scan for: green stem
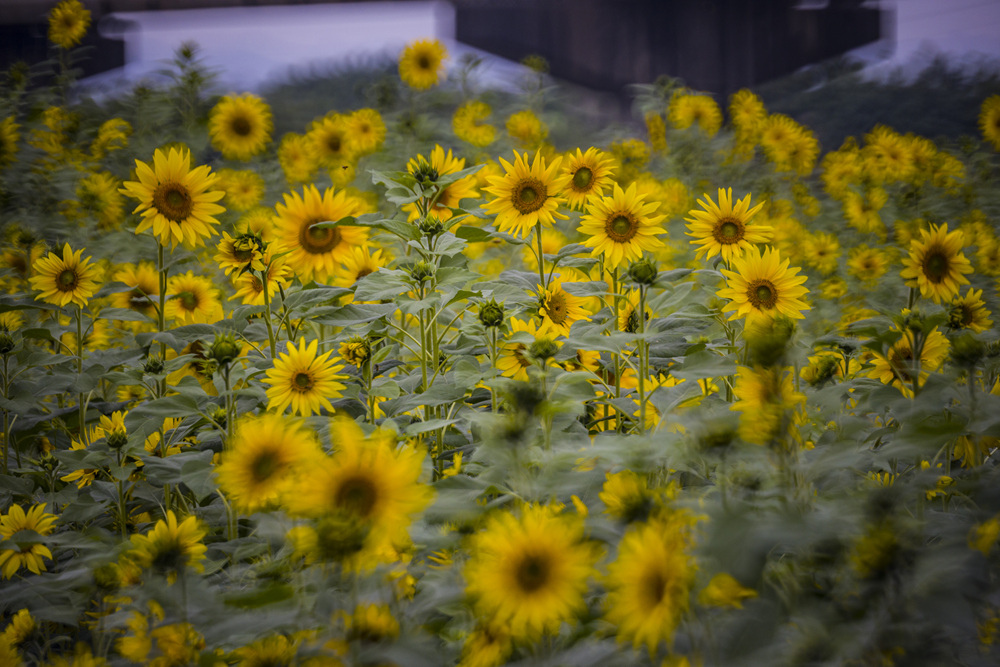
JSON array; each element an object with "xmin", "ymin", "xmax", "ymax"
[
  {"xmin": 2, "ymin": 355, "xmax": 10, "ymax": 475},
  {"xmin": 534, "ymin": 221, "xmax": 547, "ymax": 290},
  {"xmin": 489, "ymin": 326, "xmax": 499, "ymax": 413},
  {"xmin": 76, "ymin": 306, "xmax": 86, "ymax": 440},
  {"xmin": 262, "ymin": 271, "xmax": 277, "ymax": 359},
  {"xmin": 611, "ymin": 269, "xmax": 622, "ymax": 431},
  {"xmin": 637, "ymin": 285, "xmax": 648, "ymax": 434},
  {"xmin": 156, "ymin": 242, "xmax": 168, "ymax": 398}
]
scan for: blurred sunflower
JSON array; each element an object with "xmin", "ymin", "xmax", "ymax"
[
  {"xmin": 617, "ymin": 288, "xmax": 650, "ymax": 333},
  {"xmin": 579, "ymin": 182, "xmax": 666, "ymax": 269},
  {"xmin": 0, "ymin": 117, "xmax": 20, "ymax": 170},
  {"xmin": 685, "ymin": 188, "xmax": 770, "ymax": 264},
  {"xmin": 120, "ymin": 146, "xmax": 225, "ymax": 250},
  {"xmin": 453, "ymin": 100, "xmax": 496, "ymax": 147},
  {"xmin": 980, "ymin": 94, "xmax": 1000, "ymax": 151},
  {"xmin": 948, "ymin": 288, "xmax": 992, "ymax": 332},
  {"xmin": 899, "ymin": 223, "xmax": 973, "ymax": 304},
  {"xmin": 846, "ymin": 245, "xmax": 890, "ymax": 286},
  {"xmin": 605, "ymin": 512, "xmax": 697, "ymax": 654},
  {"xmin": 127, "ymin": 511, "xmax": 206, "ymax": 582},
  {"xmin": 867, "ymin": 327, "xmax": 949, "ymax": 397},
  {"xmin": 62, "ymin": 171, "xmax": 124, "ymax": 230},
  {"xmin": 505, "ymin": 109, "xmax": 548, "ymax": 149},
  {"xmin": 277, "ymin": 132, "xmax": 318, "ymax": 184},
  {"xmin": 29, "ymin": 243, "xmax": 101, "ymax": 309},
  {"xmin": 459, "ymin": 623, "xmax": 512, "ymax": 667},
  {"xmin": 600, "ymin": 469, "xmax": 660, "ymax": 523},
  {"xmin": 272, "ymin": 184, "xmax": 365, "ymax": 284},
  {"xmin": 334, "ymin": 246, "xmax": 390, "ymax": 291},
  {"xmin": 48, "ymin": 0, "xmax": 90, "ymax": 49},
  {"xmin": 164, "ymin": 272, "xmax": 223, "ymax": 325},
  {"xmin": 802, "ymin": 232, "xmax": 840, "ymax": 276},
  {"xmin": 483, "ymin": 150, "xmax": 568, "ymax": 239},
  {"xmin": 403, "ymin": 145, "xmax": 479, "ymax": 222},
  {"xmin": 284, "ymin": 419, "xmax": 433, "ymax": 549},
  {"xmin": 111, "ymin": 261, "xmax": 158, "ymax": 319},
  {"xmin": 307, "ymin": 112, "xmax": 357, "ymax": 170},
  {"xmin": 264, "ymin": 338, "xmax": 347, "ymax": 416},
  {"xmin": 231, "ymin": 635, "xmax": 299, "ymax": 666},
  {"xmin": 398, "ymin": 38, "xmax": 448, "ymax": 90},
  {"xmin": 208, "ymin": 93, "xmax": 273, "ymax": 161},
  {"xmin": 0, "ymin": 504, "xmax": 57, "ymax": 579},
  {"xmin": 862, "ymin": 125, "xmax": 914, "ymax": 183},
  {"xmin": 216, "ymin": 413, "xmax": 321, "ymax": 514},
  {"xmin": 465, "ymin": 505, "xmax": 598, "ymax": 642},
  {"xmin": 645, "ymin": 111, "xmax": 668, "ymax": 152},
  {"xmin": 668, "ymin": 92, "xmax": 722, "ymax": 136},
  {"xmin": 718, "ymin": 245, "xmax": 810, "ymax": 325},
  {"xmin": 728, "ymin": 88, "xmax": 767, "ymax": 137},
  {"xmin": 497, "ymin": 317, "xmax": 543, "ymax": 381},
  {"xmin": 346, "ymin": 108, "xmax": 387, "ymax": 155},
  {"xmin": 731, "ymin": 366, "xmax": 806, "ymax": 444},
  {"xmin": 215, "ymin": 168, "xmax": 266, "ymax": 211},
  {"xmin": 842, "ymin": 187, "xmax": 888, "ymax": 238},
  {"xmin": 561, "ymin": 147, "xmax": 615, "ymax": 211},
  {"xmin": 538, "ymin": 279, "xmax": 589, "ymax": 336}
]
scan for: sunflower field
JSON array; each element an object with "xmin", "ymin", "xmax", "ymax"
[{"xmin": 4, "ymin": 1, "xmax": 1000, "ymax": 665}]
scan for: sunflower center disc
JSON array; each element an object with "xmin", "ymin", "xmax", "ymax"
[
  {"xmin": 924, "ymin": 252, "xmax": 948, "ymax": 282},
  {"xmin": 153, "ymin": 183, "xmax": 194, "ymax": 223},
  {"xmin": 719, "ymin": 220, "xmax": 740, "ymax": 241},
  {"xmin": 417, "ymin": 56, "xmax": 431, "ymax": 70},
  {"xmin": 607, "ymin": 215, "xmax": 636, "ymax": 242},
  {"xmin": 151, "ymin": 542, "xmax": 186, "ymax": 574},
  {"xmin": 572, "ymin": 167, "xmax": 593, "ymax": 191},
  {"xmin": 251, "ymin": 451, "xmax": 280, "ymax": 483},
  {"xmin": 545, "ymin": 294, "xmax": 567, "ymax": 324},
  {"xmin": 748, "ymin": 279, "xmax": 778, "ymax": 309},
  {"xmin": 292, "ymin": 372, "xmax": 313, "ymax": 391},
  {"xmin": 230, "ymin": 115, "xmax": 252, "ymax": 137},
  {"xmin": 625, "ymin": 308, "xmax": 640, "ymax": 333},
  {"xmin": 301, "ymin": 220, "xmax": 341, "ymax": 254},
  {"xmin": 515, "ymin": 554, "xmax": 550, "ymax": 593},
  {"xmin": 512, "ymin": 178, "xmax": 546, "ymax": 214},
  {"xmin": 179, "ymin": 291, "xmax": 197, "ymax": 311},
  {"xmin": 336, "ymin": 477, "xmax": 378, "ymax": 517},
  {"xmin": 645, "ymin": 569, "xmax": 668, "ymax": 604},
  {"xmin": 327, "ymin": 134, "xmax": 342, "ymax": 153},
  {"xmin": 57, "ymin": 269, "xmax": 77, "ymax": 290}
]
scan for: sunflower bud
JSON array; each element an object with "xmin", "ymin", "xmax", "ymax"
[
  {"xmin": 106, "ymin": 430, "xmax": 128, "ymax": 450},
  {"xmin": 207, "ymin": 332, "xmax": 241, "ymax": 366},
  {"xmin": 410, "ymin": 158, "xmax": 439, "ymax": 187},
  {"xmin": 418, "ymin": 216, "xmax": 444, "ymax": 238},
  {"xmin": 478, "ymin": 299, "xmax": 505, "ymax": 328},
  {"xmin": 93, "ymin": 562, "xmax": 121, "ymax": 592},
  {"xmin": 528, "ymin": 337, "xmax": 558, "ymax": 362},
  {"xmin": 143, "ymin": 355, "xmax": 164, "ymax": 374},
  {"xmin": 0, "ymin": 331, "xmax": 15, "ymax": 355},
  {"xmin": 339, "ymin": 336, "xmax": 370, "ymax": 366},
  {"xmin": 210, "ymin": 406, "xmax": 227, "ymax": 432},
  {"xmin": 626, "ymin": 257, "xmax": 658, "ymax": 285},
  {"xmin": 521, "ymin": 54, "xmax": 550, "ymax": 74},
  {"xmin": 409, "ymin": 261, "xmax": 435, "ymax": 283}
]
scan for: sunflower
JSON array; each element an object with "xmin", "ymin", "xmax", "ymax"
[
  {"xmin": 163, "ymin": 272, "xmax": 223, "ymax": 325},
  {"xmin": 453, "ymin": 100, "xmax": 496, "ymax": 147},
  {"xmin": 399, "ymin": 38, "xmax": 448, "ymax": 89},
  {"xmin": 862, "ymin": 125, "xmax": 914, "ymax": 183},
  {"xmin": 334, "ymin": 246, "xmax": 391, "ymax": 291},
  {"xmin": 684, "ymin": 188, "xmax": 769, "ymax": 265},
  {"xmin": 728, "ymin": 88, "xmax": 767, "ymax": 137},
  {"xmin": 600, "ymin": 470, "xmax": 660, "ymax": 523},
  {"xmin": 283, "ymin": 419, "xmax": 433, "ymax": 549},
  {"xmin": 605, "ymin": 512, "xmax": 697, "ymax": 654},
  {"xmin": 208, "ymin": 93, "xmax": 273, "ymax": 161},
  {"xmin": 505, "ymin": 109, "xmax": 548, "ymax": 149},
  {"xmin": 127, "ymin": 511, "xmax": 206, "ymax": 582},
  {"xmin": 842, "ymin": 187, "xmax": 888, "ymax": 237},
  {"xmin": 215, "ymin": 168, "xmax": 266, "ymax": 211},
  {"xmin": 980, "ymin": 94, "xmax": 1000, "ymax": 151},
  {"xmin": 90, "ymin": 117, "xmax": 131, "ymax": 159},
  {"xmin": 307, "ymin": 113, "xmax": 357, "ymax": 169},
  {"xmin": 272, "ymin": 184, "xmax": 366, "ymax": 284},
  {"xmin": 867, "ymin": 327, "xmax": 950, "ymax": 397},
  {"xmin": 718, "ymin": 246, "xmax": 809, "ymax": 325},
  {"xmin": 482, "ymin": 150, "xmax": 568, "ymax": 239},
  {"xmin": 346, "ymin": 108, "xmax": 387, "ymax": 155},
  {"xmin": 899, "ymin": 223, "xmax": 973, "ymax": 304},
  {"xmin": 578, "ymin": 182, "xmax": 666, "ymax": 269},
  {"xmin": 459, "ymin": 623, "xmax": 512, "ymax": 667},
  {"xmin": 0, "ymin": 117, "xmax": 18, "ymax": 170},
  {"xmin": 948, "ymin": 288, "xmax": 993, "ymax": 332},
  {"xmin": 277, "ymin": 132, "xmax": 318, "ymax": 184},
  {"xmin": 120, "ymin": 146, "xmax": 225, "ymax": 250},
  {"xmin": 48, "ymin": 0, "xmax": 90, "ymax": 49},
  {"xmin": 402, "ymin": 145, "xmax": 479, "ymax": 222},
  {"xmin": 62, "ymin": 171, "xmax": 124, "ymax": 230},
  {"xmin": 465, "ymin": 505, "xmax": 598, "ymax": 642},
  {"xmin": 497, "ymin": 317, "xmax": 543, "ymax": 382},
  {"xmin": 608, "ymin": 138, "xmax": 650, "ymax": 184},
  {"xmin": 668, "ymin": 93, "xmax": 722, "ymax": 136},
  {"xmin": 617, "ymin": 288, "xmax": 649, "ymax": 334},
  {"xmin": 561, "ymin": 147, "xmax": 615, "ymax": 211},
  {"xmin": 214, "ymin": 230, "xmax": 266, "ymax": 276},
  {"xmin": 731, "ymin": 366, "xmax": 806, "ymax": 444},
  {"xmin": 538, "ymin": 279, "xmax": 590, "ymax": 336},
  {"xmin": 0, "ymin": 504, "xmax": 57, "ymax": 579},
  {"xmin": 29, "ymin": 243, "xmax": 101, "ymax": 309},
  {"xmin": 645, "ymin": 111, "xmax": 668, "ymax": 152},
  {"xmin": 110, "ymin": 261, "xmax": 158, "ymax": 319},
  {"xmin": 216, "ymin": 413, "xmax": 321, "ymax": 514},
  {"xmin": 230, "ymin": 256, "xmax": 291, "ymax": 306},
  {"xmin": 264, "ymin": 338, "xmax": 347, "ymax": 416},
  {"xmin": 802, "ymin": 232, "xmax": 840, "ymax": 275},
  {"xmin": 231, "ymin": 635, "xmax": 299, "ymax": 667}
]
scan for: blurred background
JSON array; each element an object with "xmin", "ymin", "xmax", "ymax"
[{"xmin": 2, "ymin": 0, "xmax": 999, "ymax": 146}]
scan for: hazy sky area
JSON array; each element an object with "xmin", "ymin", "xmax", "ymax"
[{"xmin": 81, "ymin": 0, "xmax": 1000, "ymax": 92}]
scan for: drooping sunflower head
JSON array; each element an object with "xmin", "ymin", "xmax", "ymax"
[
  {"xmin": 899, "ymin": 223, "xmax": 973, "ymax": 304},
  {"xmin": 980, "ymin": 94, "xmax": 1000, "ymax": 151},
  {"xmin": 111, "ymin": 261, "xmax": 159, "ymax": 317},
  {"xmin": 482, "ymin": 149, "xmax": 569, "ymax": 238},
  {"xmin": 29, "ymin": 243, "xmax": 101, "ymax": 309},
  {"xmin": 398, "ymin": 38, "xmax": 448, "ymax": 90},
  {"xmin": 0, "ymin": 504, "xmax": 57, "ymax": 579},
  {"xmin": 578, "ymin": 181, "xmax": 666, "ymax": 269},
  {"xmin": 209, "ymin": 93, "xmax": 273, "ymax": 161},
  {"xmin": 561, "ymin": 147, "xmax": 615, "ymax": 210},
  {"xmin": 48, "ymin": 0, "xmax": 91, "ymax": 49},
  {"xmin": 264, "ymin": 337, "xmax": 347, "ymax": 417},
  {"xmin": 685, "ymin": 187, "xmax": 771, "ymax": 264},
  {"xmin": 120, "ymin": 146, "xmax": 226, "ymax": 249},
  {"xmin": 538, "ymin": 279, "xmax": 590, "ymax": 337},
  {"xmin": 948, "ymin": 288, "xmax": 993, "ymax": 333},
  {"xmin": 718, "ymin": 245, "xmax": 810, "ymax": 325},
  {"xmin": 402, "ymin": 145, "xmax": 478, "ymax": 221}
]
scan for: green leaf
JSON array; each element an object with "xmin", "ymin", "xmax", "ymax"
[
  {"xmin": 561, "ymin": 281, "xmax": 608, "ymax": 297},
  {"xmin": 224, "ymin": 582, "xmax": 295, "ymax": 609},
  {"xmin": 670, "ymin": 349, "xmax": 736, "ymax": 380},
  {"xmin": 311, "ymin": 303, "xmax": 398, "ymax": 326},
  {"xmin": 453, "ymin": 226, "xmax": 494, "ymax": 242}
]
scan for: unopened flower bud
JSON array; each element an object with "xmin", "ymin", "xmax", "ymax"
[
  {"xmin": 626, "ymin": 257, "xmax": 658, "ymax": 285},
  {"xmin": 478, "ymin": 299, "xmax": 505, "ymax": 328}
]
